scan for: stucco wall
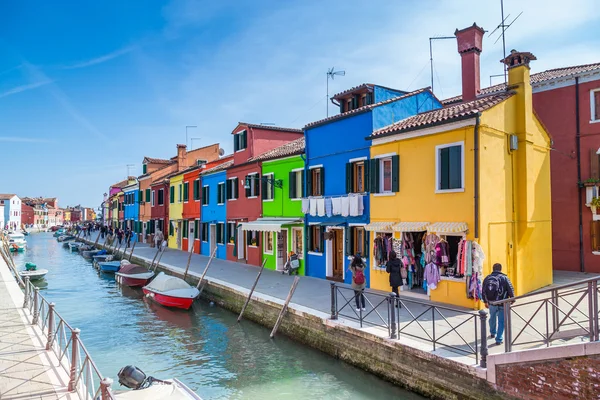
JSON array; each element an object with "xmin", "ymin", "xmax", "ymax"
[{"xmin": 200, "ymin": 170, "xmax": 227, "ymax": 260}]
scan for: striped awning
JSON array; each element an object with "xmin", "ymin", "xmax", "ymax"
[
  {"xmin": 392, "ymin": 222, "xmax": 429, "ymax": 232},
  {"xmin": 365, "ymin": 221, "xmax": 395, "ymax": 232},
  {"xmin": 240, "ymin": 218, "xmax": 302, "ymax": 233},
  {"xmin": 427, "ymin": 222, "xmax": 468, "ymax": 234}
]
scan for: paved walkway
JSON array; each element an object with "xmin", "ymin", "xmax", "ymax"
[{"xmin": 0, "ymin": 258, "xmax": 74, "ymax": 399}]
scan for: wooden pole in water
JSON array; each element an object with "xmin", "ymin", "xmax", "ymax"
[
  {"xmin": 102, "ymin": 234, "xmax": 109, "ymax": 250},
  {"xmin": 93, "ymin": 232, "xmax": 101, "ymax": 247},
  {"xmin": 196, "ymin": 246, "xmax": 218, "ymax": 292},
  {"xmin": 128, "ymin": 240, "xmax": 137, "ymax": 262},
  {"xmin": 153, "ymin": 241, "xmax": 167, "ymax": 272},
  {"xmin": 237, "ymin": 258, "xmax": 267, "ymax": 323},
  {"xmin": 149, "ymin": 247, "xmax": 160, "ymax": 271},
  {"xmin": 182, "ymin": 246, "xmax": 195, "ymax": 281},
  {"xmin": 270, "ymin": 276, "xmax": 300, "ymax": 339}
]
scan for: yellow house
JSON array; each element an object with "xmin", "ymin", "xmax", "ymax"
[
  {"xmin": 168, "ymin": 171, "xmax": 185, "ymax": 249},
  {"xmin": 367, "ymin": 48, "xmax": 552, "ymax": 309}
]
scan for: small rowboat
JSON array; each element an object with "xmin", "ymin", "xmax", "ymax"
[
  {"xmin": 142, "ymin": 272, "xmax": 199, "ymax": 310},
  {"xmin": 92, "ymin": 254, "xmax": 113, "ymax": 269},
  {"xmin": 98, "ymin": 261, "xmax": 121, "ymax": 273},
  {"xmin": 116, "ymin": 261, "xmax": 154, "ymax": 287},
  {"xmin": 82, "ymin": 249, "xmax": 102, "ymax": 259},
  {"xmin": 68, "ymin": 242, "xmax": 82, "ymax": 252},
  {"xmin": 18, "ymin": 263, "xmax": 47, "ymax": 280},
  {"xmin": 115, "ymin": 365, "xmax": 202, "ymax": 399}
]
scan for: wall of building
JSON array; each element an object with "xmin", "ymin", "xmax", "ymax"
[
  {"xmin": 201, "ymin": 170, "xmax": 227, "ymax": 260},
  {"xmin": 150, "ymin": 183, "xmax": 169, "ymax": 235},
  {"xmin": 372, "ymin": 90, "xmax": 442, "ymax": 131},
  {"xmin": 373, "ymin": 86, "xmax": 406, "ymax": 103},
  {"xmin": 168, "ymin": 174, "xmax": 185, "ymax": 249}
]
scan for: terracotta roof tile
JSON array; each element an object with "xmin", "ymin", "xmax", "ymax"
[
  {"xmin": 248, "ymin": 137, "xmax": 305, "ymax": 162},
  {"xmin": 331, "ymin": 83, "xmax": 406, "ymax": 99},
  {"xmin": 442, "ymin": 62, "xmax": 600, "ymax": 105},
  {"xmin": 143, "ymin": 157, "xmax": 173, "ymax": 165},
  {"xmin": 201, "ymin": 160, "xmax": 233, "ymax": 175},
  {"xmin": 238, "ymin": 123, "xmax": 302, "ymax": 133},
  {"xmin": 110, "ymin": 177, "xmax": 135, "ymax": 189},
  {"xmin": 0, "ymin": 194, "xmax": 17, "ymax": 200},
  {"xmin": 370, "ymin": 91, "xmax": 514, "ymax": 138}
]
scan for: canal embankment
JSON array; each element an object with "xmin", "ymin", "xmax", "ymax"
[{"xmin": 83, "ymin": 234, "xmax": 513, "ymax": 400}]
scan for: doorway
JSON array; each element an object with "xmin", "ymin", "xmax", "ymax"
[
  {"xmin": 237, "ymin": 225, "xmax": 245, "ymax": 260},
  {"xmin": 277, "ymin": 229, "xmax": 288, "ymax": 271},
  {"xmin": 210, "ymin": 224, "xmax": 217, "ymax": 256},
  {"xmin": 176, "ymin": 221, "xmax": 182, "ymax": 249},
  {"xmin": 188, "ymin": 221, "xmax": 194, "ymax": 252},
  {"xmin": 329, "ymin": 228, "xmax": 344, "ymax": 281}
]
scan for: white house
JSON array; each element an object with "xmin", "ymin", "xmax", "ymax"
[
  {"xmin": 0, "ymin": 202, "xmax": 4, "ymax": 230},
  {"xmin": 0, "ymin": 194, "xmax": 22, "ymax": 230}
]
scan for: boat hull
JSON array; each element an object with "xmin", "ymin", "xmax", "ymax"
[
  {"xmin": 142, "ymin": 288, "xmax": 195, "ymax": 310},
  {"xmin": 116, "ymin": 274, "xmax": 152, "ymax": 287},
  {"xmin": 19, "ymin": 269, "xmax": 48, "ymax": 280},
  {"xmin": 99, "ymin": 264, "xmax": 120, "ymax": 273}
]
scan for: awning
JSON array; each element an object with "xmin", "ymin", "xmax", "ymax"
[
  {"xmin": 365, "ymin": 221, "xmax": 395, "ymax": 232},
  {"xmin": 392, "ymin": 222, "xmax": 429, "ymax": 232},
  {"xmin": 240, "ymin": 218, "xmax": 302, "ymax": 233},
  {"xmin": 427, "ymin": 222, "xmax": 468, "ymax": 234}
]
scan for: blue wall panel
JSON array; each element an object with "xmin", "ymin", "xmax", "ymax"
[
  {"xmin": 200, "ymin": 170, "xmax": 227, "ymax": 259},
  {"xmin": 373, "ymin": 86, "xmax": 406, "ymax": 103}
]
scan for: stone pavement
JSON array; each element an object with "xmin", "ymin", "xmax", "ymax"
[{"xmin": 0, "ymin": 258, "xmax": 75, "ymax": 400}]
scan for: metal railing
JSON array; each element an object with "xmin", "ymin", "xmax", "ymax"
[
  {"xmin": 1, "ymin": 233, "xmax": 115, "ymax": 399},
  {"xmin": 330, "ymin": 283, "xmax": 487, "ymax": 366},
  {"xmin": 491, "ymin": 276, "xmax": 600, "ymax": 353}
]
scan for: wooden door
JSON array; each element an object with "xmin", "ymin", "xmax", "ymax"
[{"xmin": 332, "ymin": 230, "xmax": 344, "ymax": 280}]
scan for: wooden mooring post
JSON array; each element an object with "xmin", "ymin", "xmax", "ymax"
[
  {"xmin": 270, "ymin": 276, "xmax": 300, "ymax": 339},
  {"xmin": 237, "ymin": 259, "xmax": 267, "ymax": 323},
  {"xmin": 128, "ymin": 240, "xmax": 137, "ymax": 262},
  {"xmin": 93, "ymin": 232, "xmax": 101, "ymax": 247},
  {"xmin": 149, "ymin": 247, "xmax": 160, "ymax": 271},
  {"xmin": 196, "ymin": 246, "xmax": 218, "ymax": 294},
  {"xmin": 182, "ymin": 246, "xmax": 195, "ymax": 281},
  {"xmin": 152, "ymin": 241, "xmax": 168, "ymax": 272}
]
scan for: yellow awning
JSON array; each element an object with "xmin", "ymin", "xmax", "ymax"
[
  {"xmin": 427, "ymin": 222, "xmax": 468, "ymax": 234},
  {"xmin": 392, "ymin": 222, "xmax": 429, "ymax": 232},
  {"xmin": 365, "ymin": 221, "xmax": 396, "ymax": 232}
]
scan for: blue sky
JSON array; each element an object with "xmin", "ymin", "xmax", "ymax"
[{"xmin": 1, "ymin": 0, "xmax": 599, "ymax": 209}]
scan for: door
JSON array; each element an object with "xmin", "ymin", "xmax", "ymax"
[
  {"xmin": 188, "ymin": 222, "xmax": 194, "ymax": 252},
  {"xmin": 332, "ymin": 229, "xmax": 344, "ymax": 281},
  {"xmin": 210, "ymin": 224, "xmax": 217, "ymax": 256},
  {"xmin": 237, "ymin": 225, "xmax": 245, "ymax": 260},
  {"xmin": 176, "ymin": 221, "xmax": 182, "ymax": 249},
  {"xmin": 277, "ymin": 229, "xmax": 287, "ymax": 270}
]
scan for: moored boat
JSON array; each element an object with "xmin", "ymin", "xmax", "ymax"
[
  {"xmin": 116, "ymin": 261, "xmax": 154, "ymax": 287},
  {"xmin": 114, "ymin": 365, "xmax": 202, "ymax": 399},
  {"xmin": 68, "ymin": 242, "xmax": 82, "ymax": 252},
  {"xmin": 8, "ymin": 233, "xmax": 27, "ymax": 252},
  {"xmin": 82, "ymin": 249, "xmax": 103, "ymax": 259},
  {"xmin": 58, "ymin": 235, "xmax": 75, "ymax": 243},
  {"xmin": 18, "ymin": 262, "xmax": 47, "ymax": 281},
  {"xmin": 92, "ymin": 254, "xmax": 113, "ymax": 269},
  {"xmin": 98, "ymin": 261, "xmax": 121, "ymax": 273},
  {"xmin": 142, "ymin": 272, "xmax": 199, "ymax": 310}
]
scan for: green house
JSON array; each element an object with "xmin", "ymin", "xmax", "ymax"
[{"xmin": 243, "ymin": 138, "xmax": 305, "ymax": 274}]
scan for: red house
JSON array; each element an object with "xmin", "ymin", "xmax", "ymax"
[
  {"xmin": 226, "ymin": 123, "xmax": 303, "ymax": 265},
  {"xmin": 150, "ymin": 178, "xmax": 169, "ymax": 237},
  {"xmin": 182, "ymin": 165, "xmax": 201, "ymax": 254},
  {"xmin": 21, "ymin": 204, "xmax": 34, "ymax": 226}
]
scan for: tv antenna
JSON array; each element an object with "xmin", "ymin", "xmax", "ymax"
[
  {"xmin": 190, "ymin": 137, "xmax": 201, "ymax": 150},
  {"xmin": 126, "ymin": 164, "xmax": 135, "ymax": 178},
  {"xmin": 488, "ymin": 0, "xmax": 522, "ymax": 83},
  {"xmin": 185, "ymin": 125, "xmax": 197, "ymax": 148},
  {"xmin": 326, "ymin": 67, "xmax": 345, "ymax": 117},
  {"xmin": 428, "ymin": 35, "xmax": 455, "ymax": 94}
]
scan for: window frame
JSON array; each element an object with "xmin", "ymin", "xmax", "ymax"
[
  {"xmin": 591, "ymin": 88, "xmax": 600, "ymax": 123},
  {"xmin": 227, "ymin": 178, "xmax": 239, "ymax": 201},
  {"xmin": 227, "ymin": 222, "xmax": 236, "ymax": 244},
  {"xmin": 234, "ymin": 129, "xmax": 247, "ymax": 152},
  {"xmin": 292, "ymin": 227, "xmax": 303, "ymax": 259},
  {"xmin": 380, "ymin": 157, "xmax": 393, "ymax": 193},
  {"xmin": 263, "ymin": 173, "xmax": 274, "ymax": 201},
  {"xmin": 202, "ymin": 185, "xmax": 209, "ymax": 206},
  {"xmin": 202, "ymin": 223, "xmax": 209, "ymax": 243},
  {"xmin": 435, "ymin": 141, "xmax": 465, "ymax": 193},
  {"xmin": 246, "ymin": 173, "xmax": 259, "ymax": 198},
  {"xmin": 183, "ymin": 182, "xmax": 189, "ymax": 203},
  {"xmin": 263, "ymin": 231, "xmax": 274, "ymax": 254},
  {"xmin": 217, "ymin": 223, "xmax": 225, "ymax": 244},
  {"xmin": 311, "ymin": 168, "xmax": 322, "ymax": 197},
  {"xmin": 193, "ymin": 179, "xmax": 200, "ymax": 201},
  {"xmin": 308, "ymin": 225, "xmax": 323, "ymax": 254},
  {"xmin": 353, "ymin": 161, "xmax": 365, "ymax": 193},
  {"xmin": 217, "ymin": 182, "xmax": 226, "ymax": 205},
  {"xmin": 158, "ymin": 189, "xmax": 164, "ymax": 205},
  {"xmin": 351, "ymin": 226, "xmax": 366, "ymax": 257}
]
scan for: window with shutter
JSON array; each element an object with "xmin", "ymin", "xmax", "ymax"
[
  {"xmin": 591, "ymin": 148, "xmax": 600, "ymax": 180},
  {"xmin": 234, "ymin": 178, "xmax": 239, "ymax": 199},
  {"xmin": 289, "ymin": 171, "xmax": 297, "ymax": 199},
  {"xmin": 170, "ymin": 186, "xmax": 174, "ymax": 204},
  {"xmin": 592, "ymin": 221, "xmax": 600, "ymax": 252},
  {"xmin": 142, "ymin": 164, "xmax": 147, "ymax": 174},
  {"xmin": 262, "ymin": 174, "xmax": 273, "ymax": 200},
  {"xmin": 146, "ymin": 189, "xmax": 150, "ymax": 202},
  {"xmin": 194, "ymin": 220, "xmax": 199, "ymax": 239},
  {"xmin": 437, "ymin": 142, "xmax": 464, "ymax": 192},
  {"xmin": 310, "ymin": 168, "xmax": 323, "ymax": 196},
  {"xmin": 202, "ymin": 186, "xmax": 209, "ymax": 206},
  {"xmin": 591, "ymin": 89, "xmax": 600, "ymax": 122},
  {"xmin": 183, "ymin": 182, "xmax": 189, "ymax": 202},
  {"xmin": 308, "ymin": 226, "xmax": 322, "ymax": 253},
  {"xmin": 183, "ymin": 220, "xmax": 188, "ymax": 238}
]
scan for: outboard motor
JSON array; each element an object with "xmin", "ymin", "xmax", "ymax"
[{"xmin": 117, "ymin": 365, "xmax": 147, "ymax": 389}]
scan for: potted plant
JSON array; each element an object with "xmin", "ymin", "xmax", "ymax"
[
  {"xmin": 251, "ymin": 238, "xmax": 257, "ymax": 246},
  {"xmin": 591, "ymin": 197, "xmax": 600, "ymax": 214},
  {"xmin": 229, "ymin": 237, "xmax": 235, "ymax": 244}
]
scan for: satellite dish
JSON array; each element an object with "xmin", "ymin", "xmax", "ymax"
[{"xmin": 218, "ymin": 148, "xmax": 225, "ymax": 156}]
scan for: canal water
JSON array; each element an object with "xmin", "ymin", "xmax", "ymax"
[{"xmin": 14, "ymin": 233, "xmax": 423, "ymax": 400}]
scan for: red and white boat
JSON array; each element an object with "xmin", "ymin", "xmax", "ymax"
[
  {"xmin": 142, "ymin": 272, "xmax": 199, "ymax": 310},
  {"xmin": 116, "ymin": 261, "xmax": 155, "ymax": 287}
]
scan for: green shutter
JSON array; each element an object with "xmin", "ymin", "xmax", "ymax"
[
  {"xmin": 169, "ymin": 220, "xmax": 173, "ymax": 236},
  {"xmin": 226, "ymin": 180, "xmax": 231, "ymax": 200},
  {"xmin": 261, "ymin": 178, "xmax": 267, "ymax": 200},
  {"xmin": 241, "ymin": 131, "xmax": 247, "ymax": 149},
  {"xmin": 170, "ymin": 186, "xmax": 174, "ymax": 203},
  {"xmin": 143, "ymin": 164, "xmax": 147, "ymax": 174},
  {"xmin": 245, "ymin": 176, "xmax": 251, "ymax": 198},
  {"xmin": 345, "ymin": 226, "xmax": 352, "ymax": 256},
  {"xmin": 307, "ymin": 226, "xmax": 312, "ymax": 252},
  {"xmin": 234, "ymin": 135, "xmax": 239, "ymax": 152},
  {"xmin": 216, "ymin": 224, "xmax": 222, "ymax": 244},
  {"xmin": 346, "ymin": 163, "xmax": 353, "ymax": 193},
  {"xmin": 306, "ymin": 170, "xmax": 312, "ymax": 196},
  {"xmin": 234, "ymin": 178, "xmax": 239, "ymax": 199},
  {"xmin": 363, "ymin": 229, "xmax": 369, "ymax": 257},
  {"xmin": 194, "ymin": 220, "xmax": 199, "ymax": 239},
  {"xmin": 193, "ymin": 181, "xmax": 198, "ymax": 200},
  {"xmin": 369, "ymin": 159, "xmax": 380, "ymax": 193},
  {"xmin": 183, "ymin": 183, "xmax": 188, "ymax": 201},
  {"xmin": 205, "ymin": 186, "xmax": 209, "ymax": 205},
  {"xmin": 289, "ymin": 171, "xmax": 296, "ymax": 199},
  {"xmin": 145, "ymin": 189, "xmax": 150, "ymax": 202},
  {"xmin": 363, "ymin": 160, "xmax": 370, "ymax": 193},
  {"xmin": 300, "ymin": 171, "xmax": 304, "ymax": 197},
  {"xmin": 392, "ymin": 155, "xmax": 400, "ymax": 192}
]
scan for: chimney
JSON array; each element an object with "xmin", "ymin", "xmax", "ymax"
[
  {"xmin": 501, "ymin": 49, "xmax": 537, "ymax": 136},
  {"xmin": 176, "ymin": 144, "xmax": 187, "ymax": 171},
  {"xmin": 455, "ymin": 23, "xmax": 485, "ymax": 102}
]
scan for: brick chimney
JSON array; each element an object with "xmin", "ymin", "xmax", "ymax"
[
  {"xmin": 176, "ymin": 144, "xmax": 187, "ymax": 171},
  {"xmin": 501, "ymin": 49, "xmax": 537, "ymax": 136},
  {"xmin": 455, "ymin": 23, "xmax": 485, "ymax": 102}
]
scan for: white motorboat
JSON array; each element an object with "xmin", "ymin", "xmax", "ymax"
[
  {"xmin": 142, "ymin": 272, "xmax": 199, "ymax": 310},
  {"xmin": 8, "ymin": 232, "xmax": 26, "ymax": 252},
  {"xmin": 68, "ymin": 242, "xmax": 82, "ymax": 252},
  {"xmin": 115, "ymin": 366, "xmax": 202, "ymax": 399},
  {"xmin": 19, "ymin": 269, "xmax": 48, "ymax": 280}
]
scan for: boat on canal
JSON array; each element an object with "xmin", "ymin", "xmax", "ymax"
[
  {"xmin": 18, "ymin": 262, "xmax": 48, "ymax": 280},
  {"xmin": 92, "ymin": 254, "xmax": 113, "ymax": 268},
  {"xmin": 8, "ymin": 232, "xmax": 27, "ymax": 252},
  {"xmin": 142, "ymin": 272, "xmax": 199, "ymax": 310},
  {"xmin": 82, "ymin": 248, "xmax": 103, "ymax": 259},
  {"xmin": 68, "ymin": 242, "xmax": 82, "ymax": 252},
  {"xmin": 116, "ymin": 261, "xmax": 154, "ymax": 287},
  {"xmin": 98, "ymin": 261, "xmax": 121, "ymax": 273},
  {"xmin": 116, "ymin": 365, "xmax": 202, "ymax": 399},
  {"xmin": 57, "ymin": 234, "xmax": 74, "ymax": 242}
]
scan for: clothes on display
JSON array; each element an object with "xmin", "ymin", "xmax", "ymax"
[
  {"xmin": 316, "ymin": 198, "xmax": 325, "ymax": 216},
  {"xmin": 398, "ymin": 232, "xmax": 425, "ymax": 291},
  {"xmin": 325, "ymin": 198, "xmax": 333, "ymax": 217},
  {"xmin": 373, "ymin": 233, "xmax": 394, "ymax": 267}
]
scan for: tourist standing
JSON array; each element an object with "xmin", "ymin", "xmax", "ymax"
[
  {"xmin": 482, "ymin": 263, "xmax": 515, "ymax": 346},
  {"xmin": 349, "ymin": 254, "xmax": 367, "ymax": 312},
  {"xmin": 386, "ymin": 250, "xmax": 402, "ymax": 307},
  {"xmin": 155, "ymin": 229, "xmax": 164, "ymax": 251}
]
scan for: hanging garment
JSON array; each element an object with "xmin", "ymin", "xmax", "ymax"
[
  {"xmin": 465, "ymin": 240, "xmax": 473, "ymax": 276},
  {"xmin": 317, "ymin": 198, "xmax": 326, "ymax": 217},
  {"xmin": 472, "ymin": 242, "xmax": 485, "ymax": 274},
  {"xmin": 357, "ymin": 195, "xmax": 364, "ymax": 215},
  {"xmin": 349, "ymin": 195, "xmax": 359, "ymax": 216},
  {"xmin": 331, "ymin": 197, "xmax": 342, "ymax": 215},
  {"xmin": 325, "ymin": 198, "xmax": 333, "ymax": 217},
  {"xmin": 341, "ymin": 196, "xmax": 350, "ymax": 217},
  {"xmin": 424, "ymin": 262, "xmax": 441, "ymax": 290},
  {"xmin": 309, "ymin": 198, "xmax": 317, "ymax": 216},
  {"xmin": 301, "ymin": 198, "xmax": 310, "ymax": 214}
]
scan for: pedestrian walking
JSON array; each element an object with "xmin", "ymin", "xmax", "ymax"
[
  {"xmin": 117, "ymin": 229, "xmax": 123, "ymax": 246},
  {"xmin": 386, "ymin": 250, "xmax": 402, "ymax": 308},
  {"xmin": 482, "ymin": 263, "xmax": 515, "ymax": 346},
  {"xmin": 349, "ymin": 253, "xmax": 367, "ymax": 312},
  {"xmin": 125, "ymin": 228, "xmax": 132, "ymax": 248},
  {"xmin": 155, "ymin": 229, "xmax": 164, "ymax": 251}
]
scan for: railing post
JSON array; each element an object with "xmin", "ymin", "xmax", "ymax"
[
  {"xmin": 389, "ymin": 292, "xmax": 397, "ymax": 339},
  {"xmin": 100, "ymin": 377, "xmax": 113, "ymax": 400},
  {"xmin": 330, "ymin": 282, "xmax": 337, "ymax": 320},
  {"xmin": 503, "ymin": 302, "xmax": 512, "ymax": 353},
  {"xmin": 32, "ymin": 287, "xmax": 39, "ymax": 325},
  {"xmin": 46, "ymin": 303, "xmax": 55, "ymax": 351},
  {"xmin": 68, "ymin": 328, "xmax": 80, "ymax": 392},
  {"xmin": 551, "ymin": 289, "xmax": 559, "ymax": 334},
  {"xmin": 593, "ymin": 280, "xmax": 599, "ymax": 342},
  {"xmin": 588, "ymin": 281, "xmax": 595, "ymax": 343},
  {"xmin": 23, "ymin": 276, "xmax": 30, "ymax": 309},
  {"xmin": 479, "ymin": 309, "xmax": 488, "ymax": 368}
]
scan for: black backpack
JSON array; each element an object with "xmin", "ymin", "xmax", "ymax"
[{"xmin": 484, "ymin": 275, "xmax": 503, "ymax": 302}]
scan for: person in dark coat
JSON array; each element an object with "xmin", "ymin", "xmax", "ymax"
[{"xmin": 386, "ymin": 250, "xmax": 402, "ymax": 308}]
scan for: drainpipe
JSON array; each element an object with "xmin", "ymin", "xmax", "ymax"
[
  {"xmin": 576, "ymin": 77, "xmax": 585, "ymax": 272},
  {"xmin": 474, "ymin": 114, "xmax": 480, "ymax": 239}
]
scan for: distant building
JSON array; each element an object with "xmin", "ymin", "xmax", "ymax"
[{"xmin": 0, "ymin": 194, "xmax": 21, "ymax": 230}]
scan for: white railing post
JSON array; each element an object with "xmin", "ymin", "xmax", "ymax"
[
  {"xmin": 46, "ymin": 303, "xmax": 55, "ymax": 350},
  {"xmin": 23, "ymin": 276, "xmax": 30, "ymax": 309},
  {"xmin": 68, "ymin": 328, "xmax": 80, "ymax": 392},
  {"xmin": 32, "ymin": 287, "xmax": 39, "ymax": 325},
  {"xmin": 100, "ymin": 377, "xmax": 113, "ymax": 400}
]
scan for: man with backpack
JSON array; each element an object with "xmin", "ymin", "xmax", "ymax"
[{"xmin": 482, "ymin": 263, "xmax": 515, "ymax": 346}]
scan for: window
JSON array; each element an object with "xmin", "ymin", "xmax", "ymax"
[
  {"xmin": 233, "ymin": 129, "xmax": 247, "ymax": 152},
  {"xmin": 292, "ymin": 228, "xmax": 303, "ymax": 259},
  {"xmin": 151, "ymin": 190, "xmax": 155, "ymax": 206},
  {"xmin": 245, "ymin": 174, "xmax": 260, "ymax": 198},
  {"xmin": 217, "ymin": 223, "xmax": 225, "ymax": 244},
  {"xmin": 226, "ymin": 178, "xmax": 239, "ymax": 200},
  {"xmin": 178, "ymin": 184, "xmax": 183, "ymax": 203},
  {"xmin": 346, "ymin": 160, "xmax": 367, "ymax": 193},
  {"xmin": 169, "ymin": 186, "xmax": 175, "ymax": 204},
  {"xmin": 371, "ymin": 155, "xmax": 400, "ymax": 193},
  {"xmin": 202, "ymin": 186, "xmax": 209, "ymax": 206},
  {"xmin": 196, "ymin": 159, "xmax": 207, "ymax": 166},
  {"xmin": 289, "ymin": 170, "xmax": 304, "ymax": 199},
  {"xmin": 348, "ymin": 227, "xmax": 367, "ymax": 257},
  {"xmin": 142, "ymin": 164, "xmax": 147, "ymax": 174},
  {"xmin": 183, "ymin": 182, "xmax": 189, "ymax": 202},
  {"xmin": 217, "ymin": 183, "xmax": 225, "ymax": 204},
  {"xmin": 193, "ymin": 220, "xmax": 199, "ymax": 239},
  {"xmin": 247, "ymin": 230, "xmax": 259, "ymax": 246},
  {"xmin": 591, "ymin": 89, "xmax": 600, "ymax": 122},
  {"xmin": 436, "ymin": 142, "xmax": 464, "ymax": 192},
  {"xmin": 145, "ymin": 189, "xmax": 151, "ymax": 202},
  {"xmin": 264, "ymin": 231, "xmax": 274, "ymax": 254},
  {"xmin": 307, "ymin": 225, "xmax": 323, "ymax": 253},
  {"xmin": 592, "ymin": 221, "xmax": 600, "ymax": 252},
  {"xmin": 158, "ymin": 189, "xmax": 164, "ymax": 205},
  {"xmin": 262, "ymin": 173, "xmax": 274, "ymax": 200},
  {"xmin": 202, "ymin": 223, "xmax": 209, "ymax": 242},
  {"xmin": 169, "ymin": 220, "xmax": 174, "ymax": 236},
  {"xmin": 591, "ymin": 148, "xmax": 600, "ymax": 181},
  {"xmin": 182, "ymin": 220, "xmax": 188, "ymax": 238},
  {"xmin": 307, "ymin": 167, "xmax": 324, "ymax": 196},
  {"xmin": 193, "ymin": 179, "xmax": 200, "ymax": 201},
  {"xmin": 227, "ymin": 223, "xmax": 236, "ymax": 243}
]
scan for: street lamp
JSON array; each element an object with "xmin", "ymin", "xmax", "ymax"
[{"xmin": 244, "ymin": 175, "xmax": 283, "ymax": 189}]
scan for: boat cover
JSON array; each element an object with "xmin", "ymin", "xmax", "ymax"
[
  {"xmin": 119, "ymin": 264, "xmax": 151, "ymax": 275},
  {"xmin": 114, "ymin": 379, "xmax": 201, "ymax": 399},
  {"xmin": 145, "ymin": 272, "xmax": 191, "ymax": 293}
]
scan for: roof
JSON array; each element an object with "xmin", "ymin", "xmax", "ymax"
[
  {"xmin": 0, "ymin": 194, "xmax": 17, "ymax": 200},
  {"xmin": 442, "ymin": 62, "xmax": 600, "ymax": 105},
  {"xmin": 370, "ymin": 91, "xmax": 514, "ymax": 139},
  {"xmin": 332, "ymin": 83, "xmax": 406, "ymax": 100},
  {"xmin": 237, "ymin": 122, "xmax": 302, "ymax": 134},
  {"xmin": 201, "ymin": 160, "xmax": 233, "ymax": 175},
  {"xmin": 248, "ymin": 137, "xmax": 305, "ymax": 163},
  {"xmin": 110, "ymin": 177, "xmax": 136, "ymax": 189},
  {"xmin": 305, "ymin": 87, "xmax": 435, "ymax": 130},
  {"xmin": 143, "ymin": 157, "xmax": 173, "ymax": 165}
]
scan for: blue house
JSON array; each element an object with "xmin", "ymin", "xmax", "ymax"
[
  {"xmin": 199, "ymin": 160, "xmax": 232, "ymax": 260},
  {"xmin": 122, "ymin": 181, "xmax": 140, "ymax": 241},
  {"xmin": 303, "ymin": 85, "xmax": 441, "ymax": 287}
]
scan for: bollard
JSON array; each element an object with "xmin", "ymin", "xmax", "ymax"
[
  {"xmin": 32, "ymin": 288, "xmax": 40, "ymax": 325},
  {"xmin": 23, "ymin": 276, "xmax": 30, "ymax": 309},
  {"xmin": 68, "ymin": 328, "xmax": 81, "ymax": 392},
  {"xmin": 504, "ymin": 302, "xmax": 512, "ymax": 353},
  {"xmin": 46, "ymin": 303, "xmax": 55, "ymax": 351},
  {"xmin": 100, "ymin": 377, "xmax": 113, "ymax": 400},
  {"xmin": 330, "ymin": 282, "xmax": 337, "ymax": 320},
  {"xmin": 479, "ymin": 309, "xmax": 488, "ymax": 368},
  {"xmin": 389, "ymin": 292, "xmax": 397, "ymax": 339}
]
